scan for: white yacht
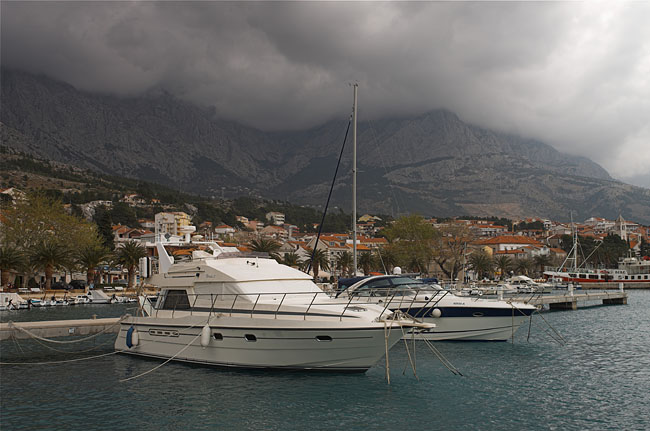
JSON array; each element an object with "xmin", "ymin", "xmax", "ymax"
[
  {"xmin": 335, "ymin": 274, "xmax": 537, "ymax": 341},
  {"xmin": 115, "ymin": 243, "xmax": 428, "ymax": 372},
  {"xmin": 505, "ymin": 275, "xmax": 553, "ymax": 293}
]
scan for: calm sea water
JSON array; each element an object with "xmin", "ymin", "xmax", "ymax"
[{"xmin": 1, "ymin": 292, "xmax": 649, "ymax": 431}]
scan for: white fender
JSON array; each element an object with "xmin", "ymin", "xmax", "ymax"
[
  {"xmin": 131, "ymin": 327, "xmax": 139, "ymax": 346},
  {"xmin": 431, "ymin": 308, "xmax": 442, "ymax": 318},
  {"xmin": 200, "ymin": 324, "xmax": 211, "ymax": 347}
]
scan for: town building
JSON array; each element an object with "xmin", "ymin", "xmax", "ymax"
[
  {"xmin": 265, "ymin": 212, "xmax": 285, "ymax": 226},
  {"xmin": 154, "ymin": 212, "xmax": 193, "ymax": 238}
]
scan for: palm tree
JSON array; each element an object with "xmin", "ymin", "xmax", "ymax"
[
  {"xmin": 514, "ymin": 258, "xmax": 534, "ymax": 276},
  {"xmin": 303, "ymin": 247, "xmax": 330, "ymax": 280},
  {"xmin": 358, "ymin": 251, "xmax": 373, "ymax": 276},
  {"xmin": 0, "ymin": 246, "xmax": 24, "ymax": 288},
  {"xmin": 282, "ymin": 252, "xmax": 301, "ymax": 268},
  {"xmin": 494, "ymin": 255, "xmax": 513, "ymax": 280},
  {"xmin": 468, "ymin": 250, "xmax": 494, "ymax": 280},
  {"xmin": 533, "ymin": 254, "xmax": 553, "ymax": 277},
  {"xmin": 115, "ymin": 240, "xmax": 147, "ymax": 289},
  {"xmin": 76, "ymin": 244, "xmax": 111, "ymax": 286},
  {"xmin": 250, "ymin": 238, "xmax": 281, "ymax": 260},
  {"xmin": 336, "ymin": 251, "xmax": 353, "ymax": 276},
  {"xmin": 29, "ymin": 240, "xmax": 71, "ymax": 290}
]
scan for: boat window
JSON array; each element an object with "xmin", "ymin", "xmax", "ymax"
[
  {"xmin": 315, "ymin": 335, "xmax": 332, "ymax": 342},
  {"xmin": 213, "ymin": 333, "xmax": 223, "ymax": 341},
  {"xmin": 161, "ymin": 289, "xmax": 191, "ymax": 310},
  {"xmin": 589, "ymin": 275, "xmax": 598, "ymax": 279},
  {"xmin": 353, "ymin": 279, "xmax": 392, "ymax": 297},
  {"xmin": 244, "ymin": 334, "xmax": 257, "ymax": 342},
  {"xmin": 579, "ymin": 274, "xmax": 586, "ymax": 279},
  {"xmin": 569, "ymin": 273, "xmax": 576, "ymax": 278}
]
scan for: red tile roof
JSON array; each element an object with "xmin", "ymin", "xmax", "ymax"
[{"xmin": 476, "ymin": 235, "xmax": 543, "ymax": 246}]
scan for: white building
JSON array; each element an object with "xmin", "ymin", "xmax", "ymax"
[
  {"xmin": 155, "ymin": 212, "xmax": 193, "ymax": 238},
  {"xmin": 265, "ymin": 212, "xmax": 285, "ymax": 226}
]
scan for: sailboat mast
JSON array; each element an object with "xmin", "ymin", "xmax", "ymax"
[{"xmin": 352, "ymin": 84, "xmax": 358, "ymax": 275}]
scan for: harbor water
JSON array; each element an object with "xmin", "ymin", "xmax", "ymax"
[{"xmin": 1, "ymin": 291, "xmax": 649, "ymax": 431}]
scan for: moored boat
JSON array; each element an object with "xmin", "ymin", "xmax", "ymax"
[
  {"xmin": 335, "ymin": 274, "xmax": 536, "ymax": 341},
  {"xmin": 117, "ymin": 243, "xmax": 428, "ymax": 371}
]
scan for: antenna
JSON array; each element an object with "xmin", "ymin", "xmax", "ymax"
[{"xmin": 352, "ymin": 83, "xmax": 358, "ymax": 276}]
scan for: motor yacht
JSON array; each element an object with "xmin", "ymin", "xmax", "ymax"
[
  {"xmin": 116, "ymin": 242, "xmax": 427, "ymax": 372},
  {"xmin": 505, "ymin": 275, "xmax": 553, "ymax": 293},
  {"xmin": 335, "ymin": 274, "xmax": 536, "ymax": 341}
]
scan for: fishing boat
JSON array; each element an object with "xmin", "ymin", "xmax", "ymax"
[
  {"xmin": 543, "ymin": 222, "xmax": 650, "ymax": 284},
  {"xmin": 335, "ymin": 274, "xmax": 536, "ymax": 341},
  {"xmin": 116, "ymin": 242, "xmax": 428, "ymax": 372}
]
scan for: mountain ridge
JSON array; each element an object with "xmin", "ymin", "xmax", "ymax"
[{"xmin": 2, "ymin": 68, "xmax": 649, "ymax": 224}]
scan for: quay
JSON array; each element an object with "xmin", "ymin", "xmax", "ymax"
[
  {"xmin": 0, "ymin": 317, "xmax": 122, "ymax": 341},
  {"xmin": 514, "ymin": 291, "xmax": 628, "ymax": 310}
]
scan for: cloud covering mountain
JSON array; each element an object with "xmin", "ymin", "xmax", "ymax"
[
  {"xmin": 2, "ymin": 2, "xmax": 649, "ymax": 186},
  {"xmin": 3, "ymin": 69, "xmax": 650, "ymax": 224}
]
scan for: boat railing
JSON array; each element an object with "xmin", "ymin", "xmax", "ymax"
[{"xmin": 154, "ymin": 289, "xmax": 448, "ymax": 321}]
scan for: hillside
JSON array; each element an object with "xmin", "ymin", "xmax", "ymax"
[
  {"xmin": 0, "ymin": 148, "xmax": 354, "ymax": 233},
  {"xmin": 2, "ymin": 68, "xmax": 650, "ymax": 223}
]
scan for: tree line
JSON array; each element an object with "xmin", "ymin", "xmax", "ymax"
[{"xmin": 0, "ymin": 194, "xmax": 146, "ymax": 290}]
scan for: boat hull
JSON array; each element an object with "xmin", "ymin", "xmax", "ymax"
[
  {"xmin": 363, "ymin": 300, "xmax": 535, "ymax": 341},
  {"xmin": 114, "ymin": 316, "xmax": 404, "ymax": 372},
  {"xmin": 410, "ymin": 315, "xmax": 531, "ymax": 341}
]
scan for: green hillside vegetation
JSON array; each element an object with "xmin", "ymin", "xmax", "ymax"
[{"xmin": 1, "ymin": 147, "xmax": 363, "ymax": 234}]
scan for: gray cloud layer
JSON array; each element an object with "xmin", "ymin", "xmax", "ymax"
[{"xmin": 2, "ymin": 2, "xmax": 649, "ymax": 184}]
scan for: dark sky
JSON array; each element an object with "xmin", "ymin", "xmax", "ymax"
[{"xmin": 2, "ymin": 2, "xmax": 649, "ymax": 186}]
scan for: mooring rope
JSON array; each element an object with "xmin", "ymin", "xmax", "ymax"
[
  {"xmin": 399, "ymin": 324, "xmax": 418, "ymax": 380},
  {"xmin": 507, "ymin": 301, "xmax": 566, "ymax": 345},
  {"xmin": 529, "ymin": 310, "xmax": 566, "ymax": 345},
  {"xmin": 383, "ymin": 320, "xmax": 391, "ymax": 385},
  {"xmin": 0, "ymin": 351, "xmax": 120, "ymax": 366},
  {"xmin": 6, "ymin": 315, "xmax": 129, "ymax": 344},
  {"xmin": 420, "ymin": 336, "xmax": 463, "ymax": 376},
  {"xmin": 20, "ymin": 330, "xmax": 120, "ymax": 354},
  {"xmin": 119, "ymin": 316, "xmax": 212, "ymax": 382}
]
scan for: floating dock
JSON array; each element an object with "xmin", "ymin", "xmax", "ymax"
[
  {"xmin": 515, "ymin": 291, "xmax": 628, "ymax": 310},
  {"xmin": 0, "ymin": 317, "xmax": 122, "ymax": 341}
]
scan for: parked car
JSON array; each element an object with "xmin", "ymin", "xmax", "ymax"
[
  {"xmin": 69, "ymin": 280, "xmax": 87, "ymax": 290},
  {"xmin": 51, "ymin": 281, "xmax": 72, "ymax": 290}
]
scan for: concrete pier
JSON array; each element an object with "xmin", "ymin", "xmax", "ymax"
[
  {"xmin": 515, "ymin": 291, "xmax": 628, "ymax": 310},
  {"xmin": 0, "ymin": 317, "xmax": 122, "ymax": 341}
]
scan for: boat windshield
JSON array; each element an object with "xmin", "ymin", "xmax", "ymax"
[{"xmin": 351, "ymin": 277, "xmax": 441, "ymax": 297}]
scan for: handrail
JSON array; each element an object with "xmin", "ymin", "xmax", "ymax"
[
  {"xmin": 190, "ymin": 294, "xmax": 199, "ymax": 317},
  {"xmin": 229, "ymin": 294, "xmax": 238, "ymax": 317},
  {"xmin": 339, "ymin": 294, "xmax": 355, "ymax": 322},
  {"xmin": 251, "ymin": 294, "xmax": 260, "ymax": 318},
  {"xmin": 304, "ymin": 293, "xmax": 318, "ymax": 320},
  {"xmin": 148, "ymin": 289, "xmax": 443, "ymax": 322},
  {"xmin": 274, "ymin": 294, "xmax": 287, "ymax": 319},
  {"xmin": 209, "ymin": 294, "xmax": 217, "ymax": 318}
]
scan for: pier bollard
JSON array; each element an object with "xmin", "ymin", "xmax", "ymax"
[
  {"xmin": 497, "ymin": 286, "xmax": 504, "ymax": 301},
  {"xmin": 618, "ymin": 283, "xmax": 624, "ymax": 292},
  {"xmin": 568, "ymin": 283, "xmax": 574, "ymax": 297}
]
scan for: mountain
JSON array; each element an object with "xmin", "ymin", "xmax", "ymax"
[{"xmin": 2, "ymin": 68, "xmax": 650, "ymax": 224}]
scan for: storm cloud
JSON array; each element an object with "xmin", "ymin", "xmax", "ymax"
[{"xmin": 2, "ymin": 2, "xmax": 649, "ymax": 185}]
